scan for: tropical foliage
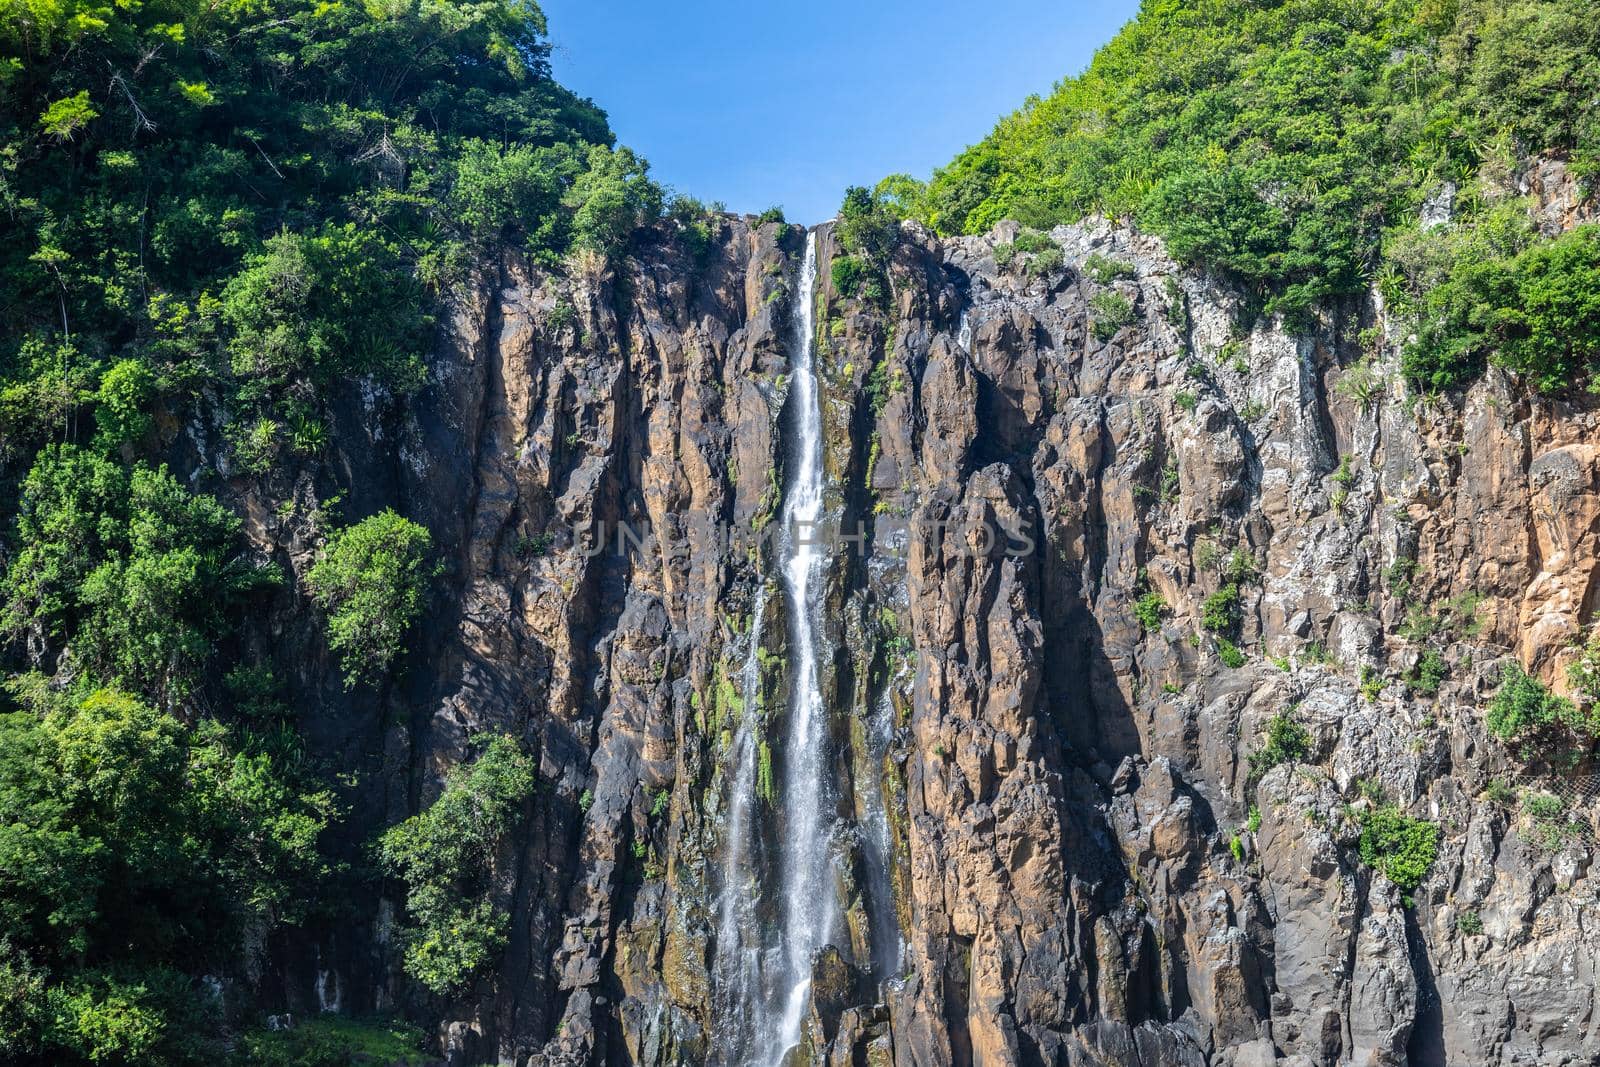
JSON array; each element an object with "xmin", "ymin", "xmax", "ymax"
[{"xmin": 896, "ymin": 0, "xmax": 1600, "ymax": 390}]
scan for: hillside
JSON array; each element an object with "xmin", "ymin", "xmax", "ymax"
[{"xmin": 4, "ymin": 1, "xmax": 1600, "ymax": 1065}]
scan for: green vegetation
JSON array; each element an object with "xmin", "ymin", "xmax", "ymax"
[
  {"xmin": 306, "ymin": 511, "xmax": 438, "ymax": 688},
  {"xmin": 1408, "ymin": 648, "xmax": 1448, "ymax": 695},
  {"xmin": 832, "ymin": 255, "xmax": 868, "ymax": 298},
  {"xmin": 1456, "ymin": 910, "xmax": 1484, "ymax": 936},
  {"xmin": 1083, "ymin": 253, "xmax": 1135, "ymax": 284},
  {"xmin": 0, "ymin": 2, "xmax": 653, "ymax": 1052},
  {"xmin": 1358, "ymin": 804, "xmax": 1440, "ymax": 896},
  {"xmin": 2, "ymin": 448, "xmax": 274, "ymax": 702},
  {"xmin": 757, "ymin": 739, "xmax": 776, "ymax": 803},
  {"xmin": 1486, "ymin": 663, "xmax": 1598, "ymax": 757},
  {"xmin": 233, "ymin": 1017, "xmax": 428, "ymax": 1067},
  {"xmin": 1134, "ymin": 591, "xmax": 1167, "ymax": 633},
  {"xmin": 832, "ymin": 185, "xmax": 903, "ymax": 309},
  {"xmin": 1201, "ymin": 584, "xmax": 1242, "ymax": 638},
  {"xmin": 899, "ymin": 0, "xmax": 1600, "ymax": 390},
  {"xmin": 1089, "ymin": 290, "xmax": 1136, "ymax": 341},
  {"xmin": 377, "ymin": 735, "xmax": 535, "ymax": 996},
  {"xmin": 1245, "ymin": 711, "xmax": 1312, "ymax": 795},
  {"xmin": 1398, "ymin": 212, "xmax": 1600, "ymax": 392},
  {"xmin": 1520, "ymin": 790, "xmax": 1586, "ymax": 850},
  {"xmin": 1217, "ymin": 638, "xmax": 1247, "ymax": 669},
  {"xmin": 0, "ymin": 679, "xmax": 333, "ymax": 1063}
]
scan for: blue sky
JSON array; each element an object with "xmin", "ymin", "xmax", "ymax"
[{"xmin": 540, "ymin": 1, "xmax": 1142, "ymax": 224}]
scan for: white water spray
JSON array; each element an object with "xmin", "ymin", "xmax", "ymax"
[
  {"xmin": 765, "ymin": 231, "xmax": 837, "ymax": 1064},
  {"xmin": 711, "ymin": 587, "xmax": 769, "ymax": 1053}
]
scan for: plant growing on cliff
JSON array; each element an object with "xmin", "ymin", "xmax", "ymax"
[
  {"xmin": 1201, "ymin": 584, "xmax": 1242, "ymax": 638},
  {"xmin": 377, "ymin": 736, "xmax": 535, "ymax": 996},
  {"xmin": 2, "ymin": 448, "xmax": 272, "ymax": 702},
  {"xmin": 307, "ymin": 511, "xmax": 438, "ymax": 689},
  {"xmin": 235, "ymin": 1016, "xmax": 429, "ymax": 1067},
  {"xmin": 1408, "ymin": 649, "xmax": 1448, "ymax": 696},
  {"xmin": 1134, "ymin": 591, "xmax": 1166, "ymax": 633},
  {"xmin": 1245, "ymin": 712, "xmax": 1312, "ymax": 796},
  {"xmin": 1084, "ymin": 253, "xmax": 1135, "ymax": 284},
  {"xmin": 1089, "ymin": 290, "xmax": 1136, "ymax": 341},
  {"xmin": 0, "ymin": 681, "xmax": 334, "ymax": 1061},
  {"xmin": 1216, "ymin": 638, "xmax": 1246, "ymax": 669},
  {"xmin": 1486, "ymin": 663, "xmax": 1597, "ymax": 757},
  {"xmin": 1358, "ymin": 804, "xmax": 1439, "ymax": 897}
]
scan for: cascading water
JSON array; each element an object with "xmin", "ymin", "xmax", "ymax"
[
  {"xmin": 711, "ymin": 587, "xmax": 769, "ymax": 1058},
  {"xmin": 766, "ymin": 231, "xmax": 837, "ymax": 1064},
  {"xmin": 713, "ymin": 230, "xmax": 899, "ymax": 1065}
]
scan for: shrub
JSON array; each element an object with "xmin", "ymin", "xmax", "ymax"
[
  {"xmin": 1134, "ymin": 591, "xmax": 1166, "ymax": 633},
  {"xmin": 93, "ymin": 359, "xmax": 156, "ymax": 449},
  {"xmin": 1, "ymin": 448, "xmax": 263, "ymax": 700},
  {"xmin": 757, "ymin": 206, "xmax": 786, "ymax": 225},
  {"xmin": 564, "ymin": 145, "xmax": 664, "ymax": 258},
  {"xmin": 1335, "ymin": 357, "xmax": 1383, "ymax": 412},
  {"xmin": 306, "ymin": 511, "xmax": 437, "ymax": 688},
  {"xmin": 835, "ymin": 186, "xmax": 899, "ymax": 265},
  {"xmin": 1486, "ymin": 663, "xmax": 1595, "ymax": 748},
  {"xmin": 1521, "ymin": 790, "xmax": 1584, "ymax": 851},
  {"xmin": 1358, "ymin": 804, "xmax": 1440, "ymax": 896},
  {"xmin": 234, "ymin": 1017, "xmax": 428, "ymax": 1067},
  {"xmin": 1025, "ymin": 246, "xmax": 1065, "ymax": 279},
  {"xmin": 831, "ymin": 254, "xmax": 867, "ymax": 298},
  {"xmin": 1217, "ymin": 638, "xmax": 1246, "ymax": 669},
  {"xmin": 222, "ymin": 225, "xmax": 430, "ymax": 395},
  {"xmin": 1245, "ymin": 712, "xmax": 1311, "ymax": 795},
  {"xmin": 1409, "ymin": 649, "xmax": 1448, "ymax": 696},
  {"xmin": 1084, "ymin": 253, "xmax": 1136, "ymax": 283},
  {"xmin": 377, "ymin": 736, "xmax": 536, "ymax": 995},
  {"xmin": 1090, "ymin": 290, "xmax": 1136, "ymax": 341},
  {"xmin": 1012, "ymin": 229, "xmax": 1055, "ymax": 255},
  {"xmin": 449, "ymin": 139, "xmax": 575, "ymax": 254},
  {"xmin": 0, "ymin": 683, "xmax": 332, "ymax": 1060},
  {"xmin": 1201, "ymin": 584, "xmax": 1241, "ymax": 637},
  {"xmin": 1456, "ymin": 910, "xmax": 1483, "ymax": 936},
  {"xmin": 1403, "ymin": 222, "xmax": 1600, "ymax": 393}
]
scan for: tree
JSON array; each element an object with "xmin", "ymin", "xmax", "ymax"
[
  {"xmin": 564, "ymin": 144, "xmax": 663, "ymax": 259},
  {"xmin": 0, "ymin": 680, "xmax": 333, "ymax": 1063},
  {"xmin": 377, "ymin": 736, "xmax": 536, "ymax": 995},
  {"xmin": 306, "ymin": 511, "xmax": 437, "ymax": 688}
]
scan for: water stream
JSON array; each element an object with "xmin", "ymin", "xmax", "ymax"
[
  {"xmin": 711, "ymin": 586, "xmax": 769, "ymax": 1058},
  {"xmin": 765, "ymin": 231, "xmax": 836, "ymax": 1064},
  {"xmin": 712, "ymin": 229, "xmax": 900, "ymax": 1066}
]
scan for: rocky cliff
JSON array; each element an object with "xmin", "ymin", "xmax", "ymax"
[{"xmin": 236, "ymin": 180, "xmax": 1600, "ymax": 1066}]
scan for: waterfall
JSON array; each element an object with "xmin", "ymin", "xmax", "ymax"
[
  {"xmin": 857, "ymin": 684, "xmax": 905, "ymax": 979},
  {"xmin": 711, "ymin": 586, "xmax": 768, "ymax": 1059},
  {"xmin": 714, "ymin": 230, "xmax": 889, "ymax": 1066},
  {"xmin": 766, "ymin": 230, "xmax": 837, "ymax": 1064}
]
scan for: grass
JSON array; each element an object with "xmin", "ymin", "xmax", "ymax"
[{"xmin": 235, "ymin": 1017, "xmax": 429, "ymax": 1066}]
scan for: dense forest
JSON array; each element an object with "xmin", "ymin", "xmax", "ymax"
[
  {"xmin": 0, "ymin": 0, "xmax": 676, "ymax": 1062},
  {"xmin": 2, "ymin": 0, "xmax": 1600, "ymax": 1063},
  {"xmin": 889, "ymin": 0, "xmax": 1600, "ymax": 392}
]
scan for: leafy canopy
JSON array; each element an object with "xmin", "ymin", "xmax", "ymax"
[
  {"xmin": 377, "ymin": 736, "xmax": 536, "ymax": 995},
  {"xmin": 907, "ymin": 0, "xmax": 1600, "ymax": 351},
  {"xmin": 306, "ymin": 510, "xmax": 437, "ymax": 688}
]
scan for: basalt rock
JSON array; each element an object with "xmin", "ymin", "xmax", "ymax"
[{"xmin": 234, "ymin": 195, "xmax": 1600, "ymax": 1066}]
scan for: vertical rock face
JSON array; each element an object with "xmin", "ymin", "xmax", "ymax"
[{"xmin": 250, "ymin": 210, "xmax": 1600, "ymax": 1066}]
